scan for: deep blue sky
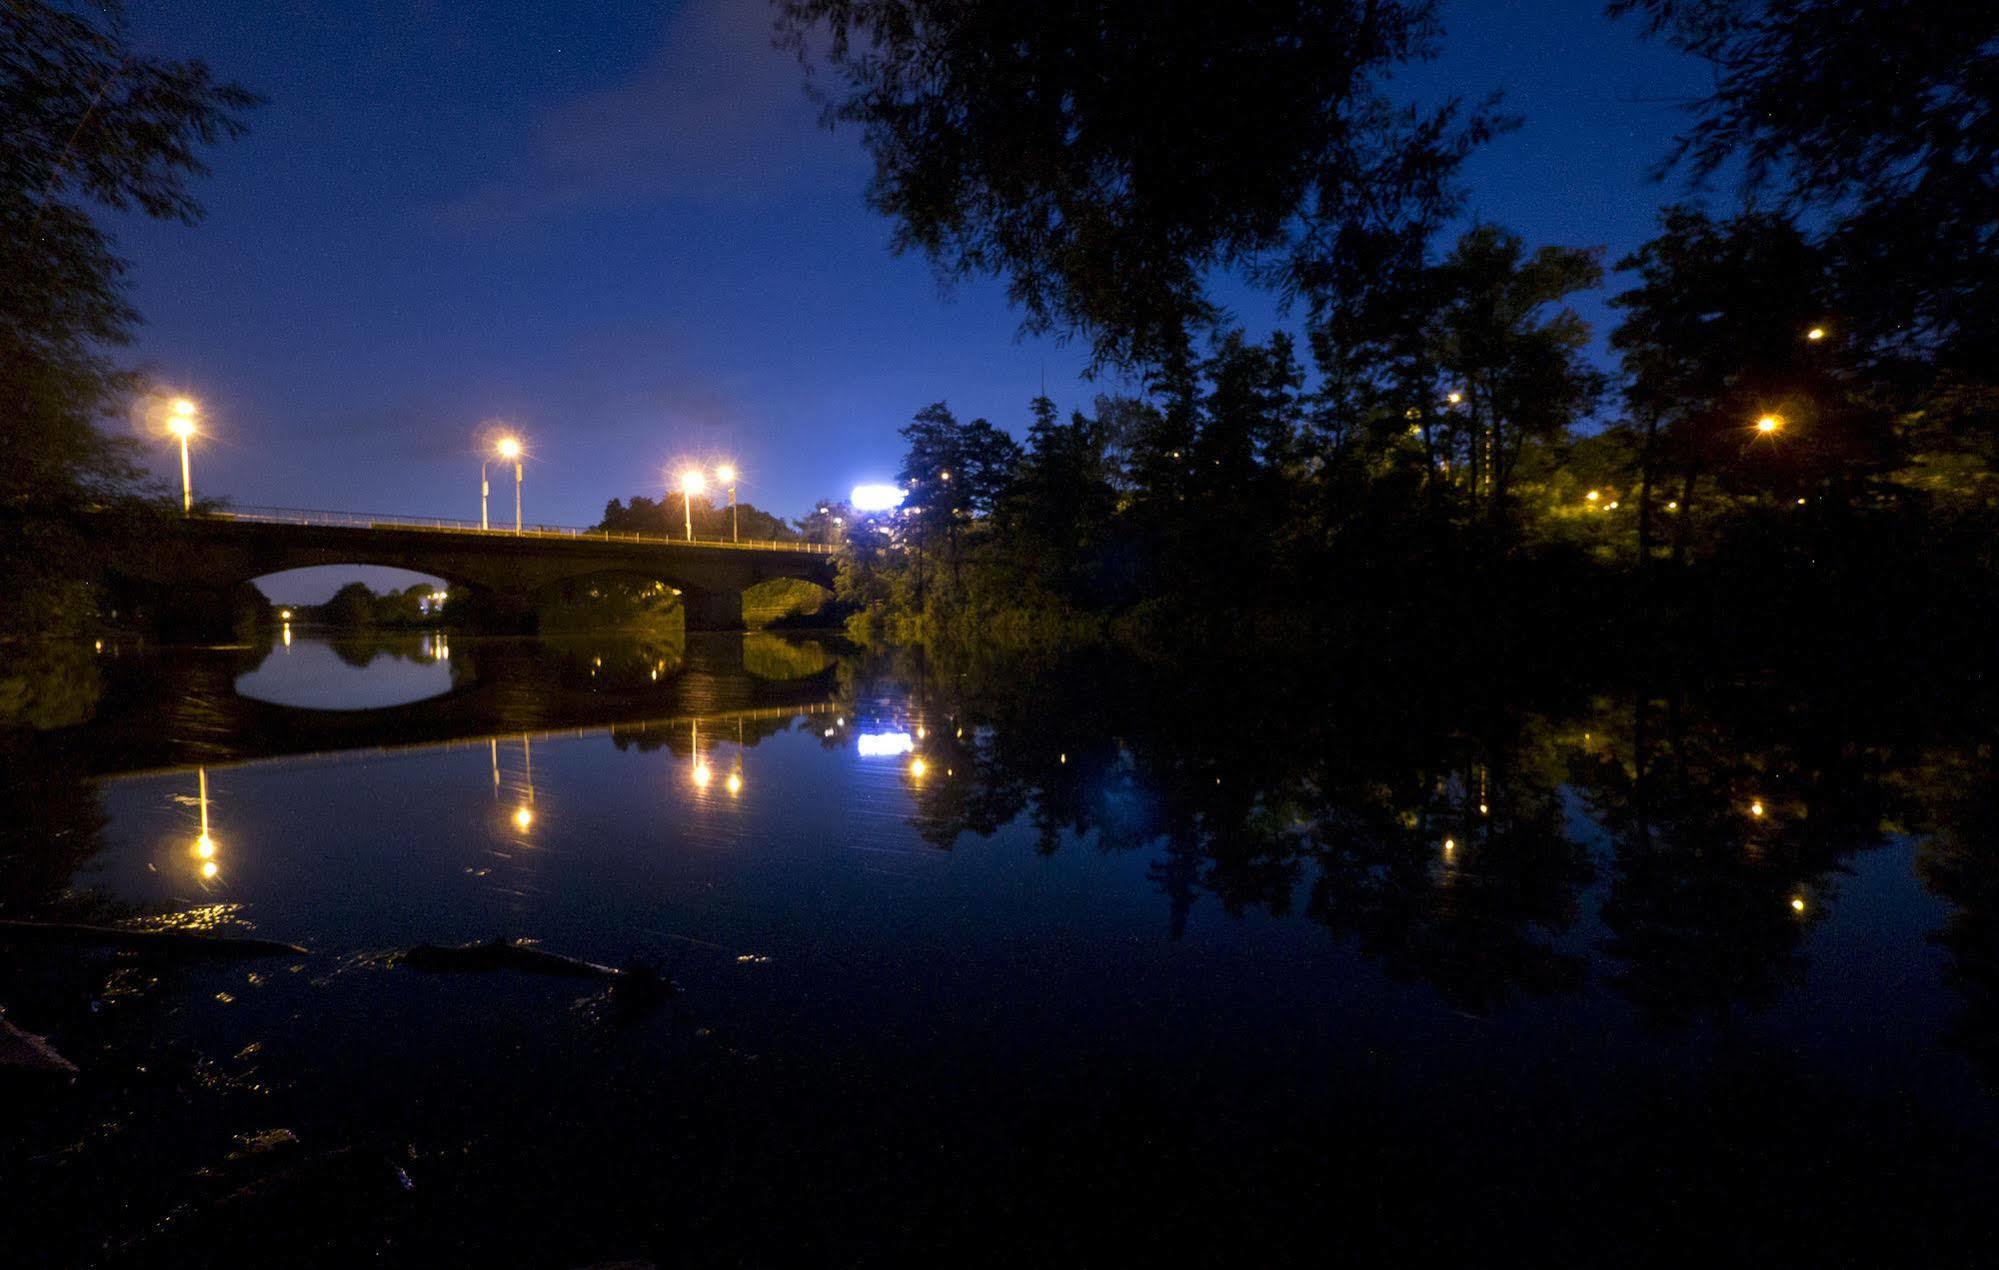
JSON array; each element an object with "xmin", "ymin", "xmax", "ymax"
[{"xmin": 112, "ymin": 0, "xmax": 1708, "ymax": 598}]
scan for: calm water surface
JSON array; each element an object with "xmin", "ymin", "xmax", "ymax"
[{"xmin": 3, "ymin": 631, "xmax": 1996, "ymax": 1264}]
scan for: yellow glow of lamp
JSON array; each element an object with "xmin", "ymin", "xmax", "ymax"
[
  {"xmin": 726, "ymin": 770, "xmax": 743, "ymax": 797},
  {"xmin": 513, "ymin": 805, "xmax": 533, "ymax": 831},
  {"xmin": 1806, "ymin": 327, "xmax": 1826, "ymax": 342},
  {"xmin": 909, "ymin": 757, "xmax": 927, "ymax": 779},
  {"xmin": 1756, "ymin": 414, "xmax": 1784, "ymax": 435},
  {"xmin": 692, "ymin": 760, "xmax": 712, "ymax": 789},
  {"xmin": 496, "ymin": 436, "xmax": 522, "ymax": 459}
]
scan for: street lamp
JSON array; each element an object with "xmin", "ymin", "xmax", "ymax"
[
  {"xmin": 679, "ymin": 469, "xmax": 705, "ymax": 541},
  {"xmin": 716, "ymin": 463, "xmax": 739, "ymax": 542},
  {"xmin": 1755, "ymin": 414, "xmax": 1784, "ymax": 435},
  {"xmin": 167, "ymin": 397, "xmax": 198, "ymax": 514},
  {"xmin": 498, "ymin": 436, "xmax": 524, "ymax": 532},
  {"xmin": 484, "ymin": 435, "xmax": 524, "ymax": 531}
]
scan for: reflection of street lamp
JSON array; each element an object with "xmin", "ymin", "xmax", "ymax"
[
  {"xmin": 716, "ymin": 464, "xmax": 738, "ymax": 542},
  {"xmin": 191, "ymin": 767, "xmax": 219, "ymax": 880},
  {"xmin": 679, "ymin": 470, "xmax": 705, "ymax": 541},
  {"xmin": 168, "ymin": 398, "xmax": 198, "ymax": 513},
  {"xmin": 690, "ymin": 718, "xmax": 712, "ymax": 788}
]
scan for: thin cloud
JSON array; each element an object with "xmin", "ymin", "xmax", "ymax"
[{"xmin": 436, "ymin": 0, "xmax": 855, "ymax": 231}]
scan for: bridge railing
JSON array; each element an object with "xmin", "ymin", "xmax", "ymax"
[{"xmin": 205, "ymin": 506, "xmax": 839, "ymax": 554}]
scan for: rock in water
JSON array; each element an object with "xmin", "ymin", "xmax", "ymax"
[{"xmin": 0, "ymin": 1013, "xmax": 76, "ymax": 1075}]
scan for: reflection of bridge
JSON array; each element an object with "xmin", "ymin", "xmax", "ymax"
[
  {"xmin": 93, "ymin": 508, "xmax": 838, "ymax": 636},
  {"xmin": 67, "ymin": 633, "xmax": 845, "ymax": 778}
]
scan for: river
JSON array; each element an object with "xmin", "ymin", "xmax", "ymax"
[{"xmin": 3, "ymin": 628, "xmax": 1996, "ymax": 1264}]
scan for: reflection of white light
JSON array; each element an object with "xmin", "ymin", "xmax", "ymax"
[
  {"xmin": 851, "ymin": 483, "xmax": 906, "ymax": 511},
  {"xmin": 857, "ymin": 732, "xmax": 915, "ymax": 757}
]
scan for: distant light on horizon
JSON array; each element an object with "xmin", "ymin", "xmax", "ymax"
[{"xmin": 851, "ymin": 483, "xmax": 906, "ymax": 511}]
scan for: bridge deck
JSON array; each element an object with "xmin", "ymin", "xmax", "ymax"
[{"xmin": 210, "ymin": 506, "xmax": 836, "ymax": 554}]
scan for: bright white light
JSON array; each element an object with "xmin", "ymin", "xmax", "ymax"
[
  {"xmin": 851, "ymin": 483, "xmax": 907, "ymax": 511},
  {"xmin": 857, "ymin": 731, "xmax": 915, "ymax": 757}
]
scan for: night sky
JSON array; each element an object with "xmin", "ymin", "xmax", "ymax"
[{"xmin": 111, "ymin": 0, "xmax": 1706, "ymax": 599}]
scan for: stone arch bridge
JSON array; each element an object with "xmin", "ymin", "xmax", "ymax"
[{"xmin": 95, "ymin": 508, "xmax": 838, "ymax": 636}]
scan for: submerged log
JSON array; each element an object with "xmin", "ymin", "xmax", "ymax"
[
  {"xmin": 0, "ymin": 919, "xmax": 307, "ymax": 958},
  {"xmin": 399, "ymin": 938, "xmax": 677, "ymax": 1007},
  {"xmin": 400, "ymin": 937, "xmax": 622, "ymax": 981},
  {"xmin": 0, "ymin": 1014, "xmax": 77, "ymax": 1075}
]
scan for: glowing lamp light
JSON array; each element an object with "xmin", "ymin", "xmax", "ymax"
[
  {"xmin": 279, "ymin": 609, "xmax": 292, "ymax": 620},
  {"xmin": 716, "ymin": 463, "xmax": 737, "ymax": 485},
  {"xmin": 1806, "ymin": 327, "xmax": 1826, "ymax": 342},
  {"xmin": 1750, "ymin": 800, "xmax": 1765, "ymax": 818},
  {"xmin": 725, "ymin": 770, "xmax": 743, "ymax": 797},
  {"xmin": 1755, "ymin": 415, "xmax": 1783, "ymax": 435},
  {"xmin": 857, "ymin": 731, "xmax": 915, "ymax": 757},
  {"xmin": 1586, "ymin": 490, "xmax": 1600, "ymax": 503},
  {"xmin": 908, "ymin": 757, "xmax": 928, "ymax": 779},
  {"xmin": 692, "ymin": 761, "xmax": 713, "ymax": 789},
  {"xmin": 850, "ymin": 483, "xmax": 906, "ymax": 512},
  {"xmin": 496, "ymin": 436, "xmax": 522, "ymax": 459},
  {"xmin": 680, "ymin": 470, "xmax": 706, "ymax": 496},
  {"xmin": 1446, "ymin": 391, "xmax": 1463, "ymax": 405},
  {"xmin": 513, "ymin": 805, "xmax": 534, "ymax": 831},
  {"xmin": 1442, "ymin": 837, "xmax": 1456, "ymax": 855},
  {"xmin": 1791, "ymin": 896, "xmax": 1807, "ymax": 913},
  {"xmin": 194, "ymin": 833, "xmax": 216, "ymax": 860},
  {"xmin": 200, "ymin": 860, "xmax": 219, "ymax": 880}
]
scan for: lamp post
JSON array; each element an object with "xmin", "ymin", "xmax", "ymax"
[
  {"xmin": 488, "ymin": 436, "xmax": 523, "ymax": 532},
  {"xmin": 167, "ymin": 398, "xmax": 198, "ymax": 514},
  {"xmin": 716, "ymin": 464, "xmax": 738, "ymax": 541},
  {"xmin": 679, "ymin": 469, "xmax": 705, "ymax": 541}
]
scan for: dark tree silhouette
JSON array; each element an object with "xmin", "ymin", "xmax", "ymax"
[{"xmin": 777, "ymin": 0, "xmax": 1505, "ymax": 368}]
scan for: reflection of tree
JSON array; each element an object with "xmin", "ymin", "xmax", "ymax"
[
  {"xmin": 0, "ymin": 743, "xmax": 108, "ymax": 917},
  {"xmin": 884, "ymin": 646, "xmax": 1598, "ymax": 1009},
  {"xmin": 875, "ymin": 642, "xmax": 1995, "ymax": 1024},
  {"xmin": 1909, "ymin": 747, "xmax": 1999, "ymax": 1087},
  {"xmin": 741, "ymin": 634, "xmax": 834, "ymax": 681},
  {"xmin": 1302, "ymin": 716, "xmax": 1592, "ymax": 1012},
  {"xmin": 607, "ymin": 712, "xmax": 800, "ymax": 757},
  {"xmin": 0, "ymin": 639, "xmax": 104, "ymax": 729},
  {"xmin": 1571, "ymin": 684, "xmax": 1906, "ymax": 1027}
]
